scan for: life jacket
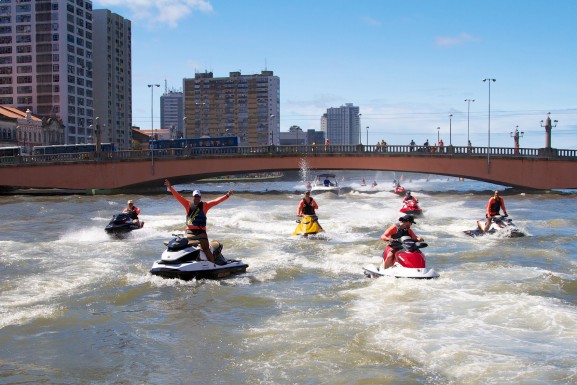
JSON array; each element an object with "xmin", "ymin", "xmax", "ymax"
[
  {"xmin": 302, "ymin": 198, "xmax": 316, "ymax": 216},
  {"xmin": 186, "ymin": 202, "xmax": 206, "ymax": 228},
  {"xmin": 391, "ymin": 224, "xmax": 411, "ymax": 240},
  {"xmin": 489, "ymin": 197, "xmax": 503, "ymax": 215},
  {"xmin": 123, "ymin": 207, "xmax": 139, "ymax": 219}
]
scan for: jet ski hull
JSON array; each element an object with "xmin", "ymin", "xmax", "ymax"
[
  {"xmin": 150, "ymin": 260, "xmax": 248, "ymax": 281},
  {"xmin": 363, "ymin": 264, "xmax": 439, "ymax": 279}
]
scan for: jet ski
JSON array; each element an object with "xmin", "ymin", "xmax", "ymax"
[
  {"xmin": 363, "ymin": 236, "xmax": 439, "ymax": 279},
  {"xmin": 293, "ymin": 215, "xmax": 325, "ymax": 238},
  {"xmin": 394, "ymin": 185, "xmax": 406, "ymax": 195},
  {"xmin": 464, "ymin": 215, "xmax": 525, "ymax": 238},
  {"xmin": 150, "ymin": 235, "xmax": 248, "ymax": 280},
  {"xmin": 104, "ymin": 212, "xmax": 143, "ymax": 235},
  {"xmin": 400, "ymin": 200, "xmax": 422, "ymax": 216}
]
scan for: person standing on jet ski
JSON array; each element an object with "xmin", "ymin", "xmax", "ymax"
[
  {"xmin": 123, "ymin": 200, "xmax": 142, "ymax": 226},
  {"xmin": 403, "ymin": 191, "xmax": 418, "ymax": 203},
  {"xmin": 380, "ymin": 214, "xmax": 424, "ymax": 269},
  {"xmin": 479, "ymin": 190, "xmax": 508, "ymax": 233},
  {"xmin": 164, "ymin": 179, "xmax": 233, "ymax": 264},
  {"xmin": 297, "ymin": 191, "xmax": 319, "ymax": 218}
]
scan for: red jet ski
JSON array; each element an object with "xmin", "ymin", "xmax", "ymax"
[
  {"xmin": 363, "ymin": 236, "xmax": 439, "ymax": 279},
  {"xmin": 400, "ymin": 200, "xmax": 422, "ymax": 216}
]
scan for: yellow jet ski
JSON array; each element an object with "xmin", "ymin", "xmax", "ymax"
[{"xmin": 293, "ymin": 215, "xmax": 324, "ymax": 237}]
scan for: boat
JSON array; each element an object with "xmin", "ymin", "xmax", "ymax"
[
  {"xmin": 293, "ymin": 215, "xmax": 324, "ymax": 238},
  {"xmin": 150, "ymin": 235, "xmax": 248, "ymax": 280},
  {"xmin": 400, "ymin": 200, "xmax": 422, "ymax": 216},
  {"xmin": 310, "ymin": 173, "xmax": 340, "ymax": 195},
  {"xmin": 363, "ymin": 236, "xmax": 439, "ymax": 279},
  {"xmin": 104, "ymin": 212, "xmax": 143, "ymax": 235},
  {"xmin": 464, "ymin": 215, "xmax": 525, "ymax": 238}
]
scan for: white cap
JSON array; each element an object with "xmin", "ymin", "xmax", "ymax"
[{"xmin": 192, "ymin": 190, "xmax": 201, "ymax": 197}]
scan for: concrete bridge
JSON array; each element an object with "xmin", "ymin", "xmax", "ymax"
[{"xmin": 1, "ymin": 144, "xmax": 576, "ymax": 192}]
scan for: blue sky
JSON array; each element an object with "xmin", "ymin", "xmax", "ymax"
[{"xmin": 94, "ymin": 0, "xmax": 577, "ymax": 149}]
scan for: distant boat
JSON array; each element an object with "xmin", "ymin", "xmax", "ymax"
[{"xmin": 311, "ymin": 173, "xmax": 340, "ymax": 195}]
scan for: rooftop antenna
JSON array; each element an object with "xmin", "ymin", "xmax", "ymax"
[
  {"xmin": 164, "ymin": 79, "xmax": 167, "ymax": 93},
  {"xmin": 265, "ymin": 57, "xmax": 267, "ymax": 71}
]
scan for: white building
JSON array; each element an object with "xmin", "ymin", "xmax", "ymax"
[
  {"xmin": 325, "ymin": 103, "xmax": 361, "ymax": 145},
  {"xmin": 93, "ymin": 9, "xmax": 132, "ymax": 150},
  {"xmin": 160, "ymin": 90, "xmax": 184, "ymax": 139}
]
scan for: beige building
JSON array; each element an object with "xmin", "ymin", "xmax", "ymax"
[
  {"xmin": 0, "ymin": 105, "xmax": 63, "ymax": 150},
  {"xmin": 183, "ymin": 70, "xmax": 280, "ymax": 146}
]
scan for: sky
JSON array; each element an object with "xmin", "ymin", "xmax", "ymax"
[{"xmin": 93, "ymin": 0, "xmax": 577, "ymax": 149}]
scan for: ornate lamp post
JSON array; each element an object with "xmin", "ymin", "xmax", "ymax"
[
  {"xmin": 540, "ymin": 112, "xmax": 557, "ymax": 149},
  {"xmin": 269, "ymin": 114, "xmax": 275, "ymax": 145},
  {"xmin": 437, "ymin": 127, "xmax": 440, "ymax": 144},
  {"xmin": 483, "ymin": 78, "xmax": 496, "ymax": 172},
  {"xmin": 510, "ymin": 125, "xmax": 524, "ymax": 154},
  {"xmin": 366, "ymin": 126, "xmax": 369, "ymax": 146}
]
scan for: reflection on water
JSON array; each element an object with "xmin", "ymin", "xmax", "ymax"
[{"xmin": 1, "ymin": 171, "xmax": 576, "ymax": 384}]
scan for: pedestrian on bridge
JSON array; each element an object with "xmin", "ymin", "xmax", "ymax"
[{"xmin": 164, "ymin": 179, "xmax": 233, "ymax": 265}]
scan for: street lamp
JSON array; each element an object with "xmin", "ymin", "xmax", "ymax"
[
  {"xmin": 437, "ymin": 126, "xmax": 440, "ymax": 144},
  {"xmin": 366, "ymin": 126, "xmax": 369, "ymax": 146},
  {"xmin": 358, "ymin": 113, "xmax": 362, "ymax": 144},
  {"xmin": 483, "ymin": 78, "xmax": 496, "ymax": 172},
  {"xmin": 449, "ymin": 113, "xmax": 453, "ymax": 146},
  {"xmin": 540, "ymin": 112, "xmax": 558, "ymax": 149},
  {"xmin": 464, "ymin": 99, "xmax": 475, "ymax": 145},
  {"xmin": 148, "ymin": 84, "xmax": 160, "ymax": 140},
  {"xmin": 269, "ymin": 114, "xmax": 275, "ymax": 145}
]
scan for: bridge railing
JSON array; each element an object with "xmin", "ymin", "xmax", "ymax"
[{"xmin": 1, "ymin": 144, "xmax": 576, "ymax": 166}]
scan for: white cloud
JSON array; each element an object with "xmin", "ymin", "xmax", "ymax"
[
  {"xmin": 94, "ymin": 0, "xmax": 213, "ymax": 28},
  {"xmin": 435, "ymin": 32, "xmax": 478, "ymax": 47}
]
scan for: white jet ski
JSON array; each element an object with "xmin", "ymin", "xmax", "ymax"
[{"xmin": 150, "ymin": 235, "xmax": 248, "ymax": 281}]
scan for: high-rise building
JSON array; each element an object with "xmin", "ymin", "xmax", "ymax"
[
  {"xmin": 160, "ymin": 90, "xmax": 183, "ymax": 139},
  {"xmin": 183, "ymin": 70, "xmax": 280, "ymax": 146},
  {"xmin": 325, "ymin": 103, "xmax": 361, "ymax": 145},
  {"xmin": 93, "ymin": 9, "xmax": 131, "ymax": 149},
  {"xmin": 0, "ymin": 0, "xmax": 96, "ymax": 145}
]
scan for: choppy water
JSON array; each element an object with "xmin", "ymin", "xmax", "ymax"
[{"xmin": 1, "ymin": 171, "xmax": 577, "ymax": 385}]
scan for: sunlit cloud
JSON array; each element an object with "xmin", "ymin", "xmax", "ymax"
[
  {"xmin": 94, "ymin": 0, "xmax": 213, "ymax": 28},
  {"xmin": 361, "ymin": 16, "xmax": 381, "ymax": 27},
  {"xmin": 435, "ymin": 32, "xmax": 478, "ymax": 47}
]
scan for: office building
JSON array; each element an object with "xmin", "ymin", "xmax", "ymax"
[
  {"xmin": 160, "ymin": 90, "xmax": 183, "ymax": 139},
  {"xmin": 325, "ymin": 103, "xmax": 361, "ymax": 145},
  {"xmin": 93, "ymin": 9, "xmax": 131, "ymax": 149},
  {"xmin": 183, "ymin": 70, "xmax": 280, "ymax": 146}
]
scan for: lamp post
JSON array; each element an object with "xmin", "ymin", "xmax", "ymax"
[
  {"xmin": 449, "ymin": 113, "xmax": 453, "ymax": 146},
  {"xmin": 510, "ymin": 125, "xmax": 524, "ymax": 154},
  {"xmin": 358, "ymin": 113, "xmax": 362, "ymax": 144},
  {"xmin": 269, "ymin": 114, "xmax": 275, "ymax": 145},
  {"xmin": 464, "ymin": 99, "xmax": 475, "ymax": 145},
  {"xmin": 483, "ymin": 78, "xmax": 496, "ymax": 173},
  {"xmin": 366, "ymin": 126, "xmax": 369, "ymax": 146},
  {"xmin": 437, "ymin": 126, "xmax": 440, "ymax": 144},
  {"xmin": 148, "ymin": 84, "xmax": 160, "ymax": 140},
  {"xmin": 540, "ymin": 112, "xmax": 558, "ymax": 149}
]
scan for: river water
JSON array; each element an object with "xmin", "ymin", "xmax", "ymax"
[{"xmin": 1, "ymin": 170, "xmax": 577, "ymax": 385}]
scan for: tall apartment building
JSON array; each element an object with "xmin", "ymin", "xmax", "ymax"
[
  {"xmin": 160, "ymin": 90, "xmax": 183, "ymax": 139},
  {"xmin": 183, "ymin": 70, "xmax": 280, "ymax": 146},
  {"xmin": 325, "ymin": 103, "xmax": 361, "ymax": 145},
  {"xmin": 0, "ymin": 0, "xmax": 95, "ymax": 145},
  {"xmin": 92, "ymin": 9, "xmax": 131, "ymax": 150}
]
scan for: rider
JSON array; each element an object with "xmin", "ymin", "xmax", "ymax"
[
  {"xmin": 479, "ymin": 190, "xmax": 508, "ymax": 233},
  {"xmin": 164, "ymin": 179, "xmax": 233, "ymax": 265},
  {"xmin": 123, "ymin": 200, "xmax": 142, "ymax": 226},
  {"xmin": 380, "ymin": 214, "xmax": 424, "ymax": 269},
  {"xmin": 297, "ymin": 191, "xmax": 318, "ymax": 218},
  {"xmin": 403, "ymin": 191, "xmax": 418, "ymax": 203}
]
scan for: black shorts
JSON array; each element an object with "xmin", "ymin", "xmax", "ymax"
[{"xmin": 186, "ymin": 229, "xmax": 207, "ymax": 237}]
